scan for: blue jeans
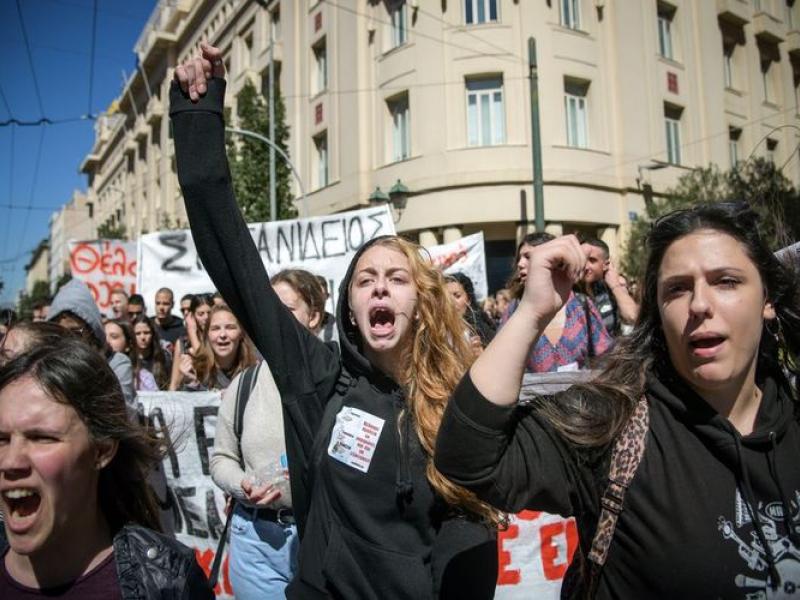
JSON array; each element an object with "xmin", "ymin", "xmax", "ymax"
[{"xmin": 229, "ymin": 503, "xmax": 299, "ymax": 599}]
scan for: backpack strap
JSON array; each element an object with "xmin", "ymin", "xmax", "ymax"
[
  {"xmin": 209, "ymin": 361, "xmax": 262, "ymax": 590},
  {"xmin": 234, "ymin": 362, "xmax": 261, "ymax": 469},
  {"xmin": 576, "ymin": 292, "xmax": 595, "ymax": 359},
  {"xmin": 585, "ymin": 395, "xmax": 649, "ymax": 584}
]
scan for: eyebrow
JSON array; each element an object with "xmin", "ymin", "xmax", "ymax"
[{"xmin": 659, "ymin": 267, "xmax": 748, "ymax": 283}]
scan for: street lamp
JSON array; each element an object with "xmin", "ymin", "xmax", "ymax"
[
  {"xmin": 368, "ymin": 179, "xmax": 409, "ymax": 222},
  {"xmin": 225, "ymin": 127, "xmax": 309, "ymax": 219}
]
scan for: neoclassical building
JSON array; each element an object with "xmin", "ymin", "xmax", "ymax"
[{"xmin": 74, "ymin": 0, "xmax": 800, "ymax": 289}]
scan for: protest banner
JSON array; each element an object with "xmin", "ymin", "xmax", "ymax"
[
  {"xmin": 495, "ymin": 510, "xmax": 577, "ymax": 599},
  {"xmin": 426, "ymin": 232, "xmax": 488, "ymax": 302},
  {"xmin": 137, "ymin": 385, "xmax": 574, "ymax": 598},
  {"xmin": 136, "ymin": 391, "xmax": 233, "ymax": 599},
  {"xmin": 137, "ymin": 206, "xmax": 395, "ymax": 314},
  {"xmin": 68, "ymin": 239, "xmax": 137, "ymax": 314}
]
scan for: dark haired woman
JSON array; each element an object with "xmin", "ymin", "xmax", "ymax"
[
  {"xmin": 435, "ymin": 203, "xmax": 800, "ymax": 598},
  {"xmin": 446, "ymin": 272, "xmax": 496, "ymax": 346},
  {"xmin": 270, "ymin": 269, "xmax": 327, "ymax": 335},
  {"xmin": 130, "ymin": 315, "xmax": 172, "ymax": 391},
  {"xmin": 502, "ymin": 232, "xmax": 612, "ymax": 372},
  {"xmin": 0, "ymin": 338, "xmax": 211, "ymax": 598}
]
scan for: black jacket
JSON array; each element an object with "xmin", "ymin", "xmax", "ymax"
[
  {"xmin": 435, "ymin": 369, "xmax": 800, "ymax": 599},
  {"xmin": 170, "ymin": 78, "xmax": 496, "ymax": 600},
  {"xmin": 1, "ymin": 525, "xmax": 212, "ymax": 599}
]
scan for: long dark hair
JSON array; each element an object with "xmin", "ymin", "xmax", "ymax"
[
  {"xmin": 446, "ymin": 272, "xmax": 496, "ymax": 346},
  {"xmin": 0, "ymin": 338, "xmax": 163, "ymax": 533},
  {"xmin": 540, "ymin": 202, "xmax": 800, "ymax": 446},
  {"xmin": 130, "ymin": 315, "xmax": 171, "ymax": 390}
]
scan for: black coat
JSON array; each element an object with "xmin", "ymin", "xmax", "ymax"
[{"xmin": 1, "ymin": 524, "xmax": 212, "ymax": 599}]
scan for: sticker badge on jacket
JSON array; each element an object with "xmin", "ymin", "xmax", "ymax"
[{"xmin": 327, "ymin": 406, "xmax": 386, "ymax": 473}]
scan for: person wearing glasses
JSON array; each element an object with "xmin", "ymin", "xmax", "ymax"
[
  {"xmin": 46, "ymin": 280, "xmax": 136, "ymax": 407},
  {"xmin": 180, "ymin": 293, "xmax": 194, "ymax": 319},
  {"xmin": 435, "ymin": 203, "xmax": 800, "ymax": 598},
  {"xmin": 127, "ymin": 294, "xmax": 146, "ymax": 320}
]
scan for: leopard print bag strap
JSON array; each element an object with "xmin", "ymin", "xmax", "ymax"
[{"xmin": 587, "ymin": 395, "xmax": 650, "ymax": 570}]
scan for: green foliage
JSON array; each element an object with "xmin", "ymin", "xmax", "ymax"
[
  {"xmin": 226, "ymin": 79, "xmax": 296, "ymax": 222},
  {"xmin": 96, "ymin": 222, "xmax": 127, "ymax": 240},
  {"xmin": 16, "ymin": 280, "xmax": 51, "ymax": 320},
  {"xmin": 621, "ymin": 158, "xmax": 800, "ymax": 283}
]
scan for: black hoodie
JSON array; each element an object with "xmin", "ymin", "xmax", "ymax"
[
  {"xmin": 435, "ymin": 368, "xmax": 800, "ymax": 599},
  {"xmin": 170, "ymin": 79, "xmax": 496, "ymax": 600}
]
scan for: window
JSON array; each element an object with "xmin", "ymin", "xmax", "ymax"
[
  {"xmin": 762, "ymin": 58, "xmax": 774, "ymax": 103},
  {"xmin": 389, "ymin": 2, "xmax": 408, "ymax": 49},
  {"xmin": 723, "ymin": 42, "xmax": 735, "ymax": 88},
  {"xmin": 766, "ymin": 137, "xmax": 778, "ymax": 163},
  {"xmin": 241, "ymin": 33, "xmax": 254, "ymax": 70},
  {"xmin": 313, "ymin": 39, "xmax": 327, "ymax": 94},
  {"xmin": 787, "ymin": 1, "xmax": 795, "ymax": 28},
  {"xmin": 465, "ymin": 0, "xmax": 498, "ymax": 24},
  {"xmin": 564, "ymin": 79, "xmax": 589, "ymax": 148},
  {"xmin": 270, "ymin": 7, "xmax": 281, "ymax": 41},
  {"xmin": 314, "ymin": 132, "xmax": 328, "ymax": 188},
  {"xmin": 466, "ymin": 76, "xmax": 505, "ymax": 146},
  {"xmin": 754, "ymin": 0, "xmax": 763, "ymax": 11},
  {"xmin": 657, "ymin": 3, "xmax": 676, "ymax": 60},
  {"xmin": 729, "ymin": 127, "xmax": 742, "ymax": 167},
  {"xmin": 664, "ymin": 104, "xmax": 682, "ymax": 165},
  {"xmin": 560, "ymin": 0, "xmax": 581, "ymax": 30},
  {"xmin": 388, "ymin": 94, "xmax": 410, "ymax": 162}
]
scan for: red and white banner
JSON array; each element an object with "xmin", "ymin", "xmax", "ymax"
[
  {"xmin": 68, "ymin": 239, "xmax": 137, "ymax": 314},
  {"xmin": 426, "ymin": 232, "xmax": 488, "ymax": 302}
]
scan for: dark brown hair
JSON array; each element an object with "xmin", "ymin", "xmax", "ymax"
[{"xmin": 0, "ymin": 338, "xmax": 163, "ymax": 533}]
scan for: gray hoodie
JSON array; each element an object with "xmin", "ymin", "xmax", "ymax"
[{"xmin": 48, "ymin": 280, "xmax": 136, "ymax": 407}]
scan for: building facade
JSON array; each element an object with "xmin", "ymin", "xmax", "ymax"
[
  {"xmin": 77, "ymin": 0, "xmax": 800, "ymax": 290},
  {"xmin": 48, "ymin": 190, "xmax": 95, "ymax": 293}
]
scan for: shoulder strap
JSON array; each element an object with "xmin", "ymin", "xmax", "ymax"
[
  {"xmin": 234, "ymin": 362, "xmax": 261, "ymax": 469},
  {"xmin": 585, "ymin": 395, "xmax": 649, "ymax": 591}
]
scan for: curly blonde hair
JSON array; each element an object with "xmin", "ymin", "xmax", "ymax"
[{"xmin": 361, "ymin": 237, "xmax": 503, "ymax": 525}]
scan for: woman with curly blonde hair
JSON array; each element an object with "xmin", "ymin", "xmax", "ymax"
[{"xmin": 171, "ymin": 43, "xmax": 498, "ymax": 599}]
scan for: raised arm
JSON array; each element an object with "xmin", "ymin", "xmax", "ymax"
[
  {"xmin": 435, "ymin": 236, "xmax": 590, "ymax": 513},
  {"xmin": 169, "ymin": 43, "xmax": 338, "ymax": 400}
]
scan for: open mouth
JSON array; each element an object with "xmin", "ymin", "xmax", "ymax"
[
  {"xmin": 369, "ymin": 307, "xmax": 396, "ymax": 336},
  {"xmin": 2, "ymin": 488, "xmax": 42, "ymax": 532},
  {"xmin": 689, "ymin": 335, "xmax": 726, "ymax": 357}
]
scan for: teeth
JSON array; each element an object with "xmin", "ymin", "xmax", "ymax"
[{"xmin": 3, "ymin": 489, "xmax": 35, "ymax": 499}]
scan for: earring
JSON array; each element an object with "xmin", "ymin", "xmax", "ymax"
[
  {"xmin": 765, "ymin": 318, "xmax": 783, "ymax": 344},
  {"xmin": 349, "ymin": 312, "xmax": 356, "ymax": 325}
]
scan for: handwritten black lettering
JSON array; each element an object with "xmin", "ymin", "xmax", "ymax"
[
  {"xmin": 206, "ymin": 489, "xmax": 224, "ymax": 540},
  {"xmin": 367, "ymin": 211, "xmax": 387, "ymax": 241},
  {"xmin": 159, "ymin": 233, "xmax": 191, "ymax": 272},
  {"xmin": 302, "ymin": 222, "xmax": 321, "ymax": 260},
  {"xmin": 348, "ymin": 216, "xmax": 365, "ymax": 251},
  {"xmin": 194, "ymin": 405, "xmax": 218, "ymax": 476},
  {"xmin": 321, "ymin": 219, "xmax": 346, "ymax": 258},
  {"xmin": 174, "ymin": 486, "xmax": 208, "ymax": 538},
  {"xmin": 257, "ymin": 224, "xmax": 273, "ymax": 263}
]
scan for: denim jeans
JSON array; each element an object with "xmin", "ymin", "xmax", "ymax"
[{"xmin": 229, "ymin": 503, "xmax": 299, "ymax": 599}]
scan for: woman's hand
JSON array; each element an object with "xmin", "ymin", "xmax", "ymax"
[
  {"xmin": 173, "ymin": 41, "xmax": 226, "ymax": 101},
  {"xmin": 240, "ymin": 477, "xmax": 282, "ymax": 507},
  {"xmin": 179, "ymin": 353, "xmax": 198, "ymax": 384},
  {"xmin": 519, "ymin": 235, "xmax": 586, "ymax": 327}
]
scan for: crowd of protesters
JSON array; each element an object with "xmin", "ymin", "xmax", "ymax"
[{"xmin": 0, "ymin": 40, "xmax": 797, "ymax": 600}]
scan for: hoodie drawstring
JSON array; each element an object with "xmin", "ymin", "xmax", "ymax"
[
  {"xmin": 733, "ymin": 435, "xmax": 781, "ymax": 589},
  {"xmin": 768, "ymin": 431, "xmax": 800, "ymax": 548}
]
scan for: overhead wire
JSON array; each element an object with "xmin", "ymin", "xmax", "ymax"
[
  {"xmin": 88, "ymin": 0, "xmax": 99, "ymax": 117},
  {"xmin": 15, "ymin": 0, "xmax": 45, "ymax": 118}
]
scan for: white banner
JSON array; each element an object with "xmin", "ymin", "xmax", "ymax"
[
  {"xmin": 68, "ymin": 239, "xmax": 138, "ymax": 316},
  {"xmin": 426, "ymin": 232, "xmax": 488, "ymax": 302},
  {"xmin": 137, "ymin": 206, "xmax": 395, "ymax": 315},
  {"xmin": 136, "ymin": 391, "xmax": 233, "ymax": 599},
  {"xmin": 137, "ymin": 388, "xmax": 573, "ymax": 598}
]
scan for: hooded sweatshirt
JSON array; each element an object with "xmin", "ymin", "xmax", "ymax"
[
  {"xmin": 435, "ymin": 367, "xmax": 800, "ymax": 599},
  {"xmin": 48, "ymin": 280, "xmax": 135, "ymax": 407},
  {"xmin": 169, "ymin": 78, "xmax": 496, "ymax": 600}
]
